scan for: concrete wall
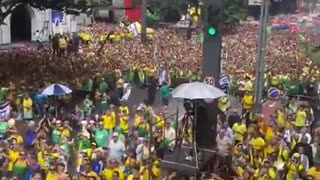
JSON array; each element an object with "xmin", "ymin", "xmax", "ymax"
[{"xmin": 0, "ymin": 6, "xmax": 93, "ymax": 44}]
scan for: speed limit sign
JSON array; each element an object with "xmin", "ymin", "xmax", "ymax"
[{"xmin": 203, "ymin": 76, "xmax": 215, "ymax": 86}]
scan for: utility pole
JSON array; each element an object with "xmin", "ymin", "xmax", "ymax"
[
  {"xmin": 253, "ymin": 0, "xmax": 269, "ymax": 113},
  {"xmin": 141, "ymin": 0, "xmax": 147, "ymax": 44}
]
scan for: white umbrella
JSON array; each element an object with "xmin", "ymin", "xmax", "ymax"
[
  {"xmin": 171, "ymin": 82, "xmax": 226, "ymax": 100},
  {"xmin": 41, "ymin": 84, "xmax": 72, "ymax": 96}
]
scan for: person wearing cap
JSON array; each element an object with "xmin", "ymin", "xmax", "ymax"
[
  {"xmin": 109, "ymin": 132, "xmax": 126, "ymax": 161},
  {"xmin": 285, "ymin": 153, "xmax": 305, "ymax": 180}
]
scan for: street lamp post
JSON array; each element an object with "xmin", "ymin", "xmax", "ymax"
[{"xmin": 253, "ymin": 0, "xmax": 269, "ymax": 113}]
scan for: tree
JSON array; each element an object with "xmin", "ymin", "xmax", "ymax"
[
  {"xmin": 0, "ymin": 0, "xmax": 93, "ymax": 24},
  {"xmin": 224, "ymin": 0, "xmax": 247, "ymax": 25},
  {"xmin": 147, "ymin": 0, "xmax": 247, "ymax": 24}
]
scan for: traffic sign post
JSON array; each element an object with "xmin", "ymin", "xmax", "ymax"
[{"xmin": 203, "ymin": 76, "xmax": 215, "ymax": 86}]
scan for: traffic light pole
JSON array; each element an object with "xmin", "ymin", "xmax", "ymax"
[
  {"xmin": 141, "ymin": 0, "xmax": 147, "ymax": 44},
  {"xmin": 253, "ymin": 0, "xmax": 269, "ymax": 113},
  {"xmin": 202, "ymin": 0, "xmax": 223, "ymax": 83},
  {"xmin": 201, "ymin": 0, "xmax": 224, "ymax": 148}
]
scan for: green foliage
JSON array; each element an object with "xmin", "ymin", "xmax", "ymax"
[
  {"xmin": 147, "ymin": 0, "xmax": 247, "ymax": 24},
  {"xmin": 302, "ymin": 42, "xmax": 320, "ymax": 64},
  {"xmin": 224, "ymin": 0, "xmax": 247, "ymax": 24},
  {"xmin": 148, "ymin": 0, "xmax": 190, "ymax": 22}
]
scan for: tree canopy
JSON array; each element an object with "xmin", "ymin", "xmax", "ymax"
[
  {"xmin": 147, "ymin": 0, "xmax": 247, "ymax": 24},
  {"xmin": 0, "ymin": 0, "xmax": 94, "ymax": 24}
]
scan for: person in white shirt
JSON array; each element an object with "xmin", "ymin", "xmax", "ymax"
[
  {"xmin": 216, "ymin": 129, "xmax": 233, "ymax": 157},
  {"xmin": 34, "ymin": 30, "xmax": 43, "ymax": 50},
  {"xmin": 109, "ymin": 132, "xmax": 126, "ymax": 161},
  {"xmin": 163, "ymin": 121, "xmax": 176, "ymax": 150},
  {"xmin": 298, "ymin": 146, "xmax": 310, "ymax": 171},
  {"xmin": 120, "ymin": 82, "xmax": 131, "ymax": 101},
  {"xmin": 298, "ymin": 127, "xmax": 312, "ymax": 144},
  {"xmin": 136, "ymin": 137, "xmax": 146, "ymax": 161}
]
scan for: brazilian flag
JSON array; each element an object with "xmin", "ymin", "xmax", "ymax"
[{"xmin": 283, "ymin": 81, "xmax": 299, "ymax": 96}]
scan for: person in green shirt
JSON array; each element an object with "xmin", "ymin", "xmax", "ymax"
[
  {"xmin": 81, "ymin": 78, "xmax": 93, "ymax": 92},
  {"xmin": 159, "ymin": 82, "xmax": 170, "ymax": 106},
  {"xmin": 77, "ymin": 134, "xmax": 91, "ymax": 151},
  {"xmin": 98, "ymin": 78, "xmax": 108, "ymax": 94},
  {"xmin": 51, "ymin": 127, "xmax": 61, "ymax": 144},
  {"xmin": 81, "ymin": 95, "xmax": 93, "ymax": 119},
  {"xmin": 95, "ymin": 93, "xmax": 109, "ymax": 114},
  {"xmin": 94, "ymin": 122, "xmax": 109, "ymax": 147}
]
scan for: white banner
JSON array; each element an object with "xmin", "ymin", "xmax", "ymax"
[{"xmin": 248, "ymin": 0, "xmax": 262, "ymax": 5}]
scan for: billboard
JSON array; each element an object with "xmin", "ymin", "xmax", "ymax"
[
  {"xmin": 51, "ymin": 10, "xmax": 65, "ymax": 26},
  {"xmin": 248, "ymin": 0, "xmax": 262, "ymax": 6}
]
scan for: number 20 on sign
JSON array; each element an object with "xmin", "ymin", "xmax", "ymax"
[{"xmin": 204, "ymin": 76, "xmax": 215, "ymax": 86}]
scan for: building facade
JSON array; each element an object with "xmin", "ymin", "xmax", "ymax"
[{"xmin": 0, "ymin": 5, "xmax": 92, "ymax": 44}]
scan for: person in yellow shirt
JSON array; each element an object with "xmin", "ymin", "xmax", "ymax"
[
  {"xmin": 101, "ymin": 159, "xmax": 124, "ymax": 180},
  {"xmin": 60, "ymin": 121, "xmax": 72, "ymax": 139},
  {"xmin": 249, "ymin": 132, "xmax": 266, "ymax": 151},
  {"xmin": 254, "ymin": 160, "xmax": 277, "ymax": 180},
  {"xmin": 8, "ymin": 129, "xmax": 23, "ymax": 144},
  {"xmin": 307, "ymin": 161, "xmax": 320, "ymax": 180},
  {"xmin": 218, "ymin": 96, "xmax": 230, "ymax": 121},
  {"xmin": 285, "ymin": 153, "xmax": 305, "ymax": 180},
  {"xmin": 232, "ymin": 120, "xmax": 247, "ymax": 144},
  {"xmin": 127, "ymin": 165, "xmax": 141, "ymax": 180},
  {"xmin": 101, "ymin": 109, "xmax": 115, "ymax": 131},
  {"xmin": 134, "ymin": 110, "xmax": 144, "ymax": 128},
  {"xmin": 81, "ymin": 162, "xmax": 101, "ymax": 180},
  {"xmin": 22, "ymin": 93, "xmax": 33, "ymax": 120},
  {"xmin": 244, "ymin": 76, "xmax": 253, "ymax": 92},
  {"xmin": 276, "ymin": 108, "xmax": 287, "ymax": 129},
  {"xmin": 295, "ymin": 107, "xmax": 307, "ymax": 131},
  {"xmin": 119, "ymin": 102, "xmax": 130, "ymax": 115},
  {"xmin": 6, "ymin": 142, "xmax": 20, "ymax": 172},
  {"xmin": 242, "ymin": 90, "xmax": 254, "ymax": 126},
  {"xmin": 119, "ymin": 114, "xmax": 129, "ymax": 134}
]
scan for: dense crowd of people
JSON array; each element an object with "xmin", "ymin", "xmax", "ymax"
[{"xmin": 0, "ymin": 14, "xmax": 318, "ymax": 179}]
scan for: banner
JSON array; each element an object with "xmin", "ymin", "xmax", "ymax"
[{"xmin": 248, "ymin": 0, "xmax": 262, "ymax": 6}]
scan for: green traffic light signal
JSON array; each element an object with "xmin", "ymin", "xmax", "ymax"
[{"xmin": 208, "ymin": 27, "xmax": 216, "ymax": 36}]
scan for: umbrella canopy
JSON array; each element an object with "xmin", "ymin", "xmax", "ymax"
[
  {"xmin": 41, "ymin": 84, "xmax": 72, "ymax": 96},
  {"xmin": 171, "ymin": 82, "xmax": 226, "ymax": 100}
]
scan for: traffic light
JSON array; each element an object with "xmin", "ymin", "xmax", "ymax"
[{"xmin": 206, "ymin": 4, "xmax": 221, "ymax": 36}]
